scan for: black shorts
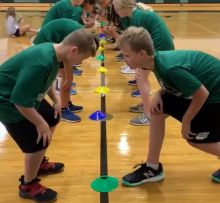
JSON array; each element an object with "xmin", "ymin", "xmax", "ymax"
[
  {"xmin": 2, "ymin": 99, "xmax": 60, "ymax": 153},
  {"xmin": 14, "ymin": 28, "xmax": 20, "ymax": 36},
  {"xmin": 162, "ymin": 92, "xmax": 220, "ymax": 143}
]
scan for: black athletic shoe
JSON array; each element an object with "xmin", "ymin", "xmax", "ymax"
[
  {"xmin": 122, "ymin": 162, "xmax": 165, "ymax": 186},
  {"xmin": 212, "ymin": 168, "xmax": 220, "ymax": 183}
]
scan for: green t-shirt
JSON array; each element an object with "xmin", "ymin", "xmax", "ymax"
[
  {"xmin": 34, "ymin": 18, "xmax": 83, "ymax": 44},
  {"xmin": 0, "ymin": 43, "xmax": 59, "ymax": 123},
  {"xmin": 121, "ymin": 8, "xmax": 174, "ymax": 51},
  {"xmin": 154, "ymin": 50, "xmax": 220, "ymax": 103},
  {"xmin": 42, "ymin": 0, "xmax": 83, "ymax": 26}
]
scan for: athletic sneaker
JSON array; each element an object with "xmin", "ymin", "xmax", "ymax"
[
  {"xmin": 38, "ymin": 157, "xmax": 64, "ymax": 175},
  {"xmin": 131, "ymin": 90, "xmax": 141, "ymax": 97},
  {"xmin": 116, "ymin": 53, "xmax": 124, "ymax": 62},
  {"xmin": 122, "ymin": 162, "xmax": 164, "ymax": 186},
  {"xmin": 120, "ymin": 64, "xmax": 128, "ymax": 70},
  {"xmin": 130, "ymin": 113, "xmax": 150, "ymax": 126},
  {"xmin": 129, "ymin": 103, "xmax": 144, "ymax": 113},
  {"xmin": 212, "ymin": 169, "xmax": 220, "ymax": 183},
  {"xmin": 73, "ymin": 67, "xmax": 83, "ymax": 75},
  {"xmin": 68, "ymin": 101, "xmax": 83, "ymax": 113},
  {"xmin": 72, "ymin": 82, "xmax": 76, "ymax": 87},
  {"xmin": 121, "ymin": 66, "xmax": 135, "ymax": 74},
  {"xmin": 19, "ymin": 175, "xmax": 57, "ymax": 203},
  {"xmin": 128, "ymin": 79, "xmax": 137, "ymax": 86},
  {"xmin": 61, "ymin": 108, "xmax": 81, "ymax": 122}
]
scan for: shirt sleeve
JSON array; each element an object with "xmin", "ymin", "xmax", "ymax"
[
  {"xmin": 167, "ymin": 67, "xmax": 202, "ymax": 97},
  {"xmin": 10, "ymin": 65, "xmax": 49, "ymax": 107}
]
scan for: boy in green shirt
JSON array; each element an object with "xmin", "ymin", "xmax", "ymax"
[
  {"xmin": 104, "ymin": 0, "xmax": 174, "ymax": 126},
  {"xmin": 0, "ymin": 29, "xmax": 96, "ymax": 202},
  {"xmin": 34, "ymin": 18, "xmax": 85, "ymax": 123},
  {"xmin": 117, "ymin": 26, "xmax": 220, "ymax": 186},
  {"xmin": 42, "ymin": 0, "xmax": 96, "ymax": 27}
]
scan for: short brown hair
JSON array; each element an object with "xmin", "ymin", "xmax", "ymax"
[
  {"xmin": 117, "ymin": 26, "xmax": 154, "ymax": 55},
  {"xmin": 62, "ymin": 29, "xmax": 96, "ymax": 57}
]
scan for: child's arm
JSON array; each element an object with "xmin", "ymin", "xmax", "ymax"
[{"xmin": 182, "ymin": 85, "xmax": 209, "ymax": 139}]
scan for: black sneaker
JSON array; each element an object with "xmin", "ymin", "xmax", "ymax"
[
  {"xmin": 19, "ymin": 175, "xmax": 57, "ymax": 203},
  {"xmin": 122, "ymin": 162, "xmax": 164, "ymax": 186},
  {"xmin": 212, "ymin": 169, "xmax": 220, "ymax": 183},
  {"xmin": 38, "ymin": 157, "xmax": 64, "ymax": 176},
  {"xmin": 68, "ymin": 101, "xmax": 83, "ymax": 113}
]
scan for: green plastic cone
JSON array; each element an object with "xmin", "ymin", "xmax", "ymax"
[{"xmin": 91, "ymin": 176, "xmax": 119, "ymax": 192}]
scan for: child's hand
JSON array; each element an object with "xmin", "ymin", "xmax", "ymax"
[
  {"xmin": 150, "ymin": 91, "xmax": 163, "ymax": 114},
  {"xmin": 36, "ymin": 121, "xmax": 52, "ymax": 147}
]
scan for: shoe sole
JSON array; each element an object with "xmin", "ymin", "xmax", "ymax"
[
  {"xmin": 61, "ymin": 118, "xmax": 81, "ymax": 123},
  {"xmin": 70, "ymin": 109, "xmax": 83, "ymax": 113},
  {"xmin": 19, "ymin": 192, "xmax": 57, "ymax": 203},
  {"xmin": 122, "ymin": 173, "xmax": 165, "ymax": 187},
  {"xmin": 212, "ymin": 175, "xmax": 220, "ymax": 183},
  {"xmin": 128, "ymin": 83, "xmax": 138, "ymax": 86},
  {"xmin": 131, "ymin": 95, "xmax": 141, "ymax": 97},
  {"xmin": 129, "ymin": 121, "xmax": 150, "ymax": 126},
  {"xmin": 129, "ymin": 109, "xmax": 144, "ymax": 113}
]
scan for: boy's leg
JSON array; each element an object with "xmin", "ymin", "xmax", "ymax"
[
  {"xmin": 60, "ymin": 68, "xmax": 70, "ymax": 109},
  {"xmin": 122, "ymin": 112, "xmax": 167, "ymax": 186},
  {"xmin": 3, "ymin": 99, "xmax": 62, "ymax": 201},
  {"xmin": 59, "ymin": 68, "xmax": 81, "ymax": 122},
  {"xmin": 24, "ymin": 149, "xmax": 46, "ymax": 182},
  {"xmin": 137, "ymin": 69, "xmax": 151, "ymax": 114},
  {"xmin": 147, "ymin": 113, "xmax": 168, "ymax": 164}
]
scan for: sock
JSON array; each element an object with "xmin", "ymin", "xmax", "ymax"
[{"xmin": 146, "ymin": 162, "xmax": 159, "ymax": 170}]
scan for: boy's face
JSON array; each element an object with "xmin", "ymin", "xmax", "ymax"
[{"xmin": 121, "ymin": 44, "xmax": 146, "ymax": 69}]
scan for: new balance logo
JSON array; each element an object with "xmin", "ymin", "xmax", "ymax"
[
  {"xmin": 195, "ymin": 132, "xmax": 210, "ymax": 140},
  {"xmin": 143, "ymin": 171, "xmax": 155, "ymax": 178}
]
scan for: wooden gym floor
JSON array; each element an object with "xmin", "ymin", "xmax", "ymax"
[{"xmin": 0, "ymin": 5, "xmax": 220, "ymax": 203}]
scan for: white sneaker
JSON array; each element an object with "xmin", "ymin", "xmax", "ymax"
[
  {"xmin": 121, "ymin": 66, "xmax": 135, "ymax": 74},
  {"xmin": 120, "ymin": 64, "xmax": 128, "ymax": 70}
]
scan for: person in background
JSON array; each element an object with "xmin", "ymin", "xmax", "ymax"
[{"xmin": 5, "ymin": 7, "xmax": 37, "ymax": 37}]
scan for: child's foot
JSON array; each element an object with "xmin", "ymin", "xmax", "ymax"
[
  {"xmin": 38, "ymin": 157, "xmax": 64, "ymax": 175},
  {"xmin": 19, "ymin": 175, "xmax": 57, "ymax": 202}
]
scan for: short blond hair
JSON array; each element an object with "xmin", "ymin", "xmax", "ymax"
[
  {"xmin": 62, "ymin": 29, "xmax": 96, "ymax": 57},
  {"xmin": 117, "ymin": 26, "xmax": 154, "ymax": 55},
  {"xmin": 113, "ymin": 0, "xmax": 135, "ymax": 10}
]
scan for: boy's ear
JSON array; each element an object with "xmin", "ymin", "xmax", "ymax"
[
  {"xmin": 69, "ymin": 46, "xmax": 78, "ymax": 54},
  {"xmin": 140, "ymin": 50, "xmax": 146, "ymax": 56}
]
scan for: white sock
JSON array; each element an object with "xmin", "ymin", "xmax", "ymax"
[{"xmin": 146, "ymin": 162, "xmax": 159, "ymax": 170}]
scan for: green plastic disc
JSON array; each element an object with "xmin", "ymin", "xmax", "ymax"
[
  {"xmin": 91, "ymin": 175, "xmax": 119, "ymax": 192},
  {"xmin": 96, "ymin": 54, "xmax": 105, "ymax": 61}
]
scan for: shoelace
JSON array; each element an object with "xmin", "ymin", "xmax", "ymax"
[{"xmin": 133, "ymin": 162, "xmax": 145, "ymax": 169}]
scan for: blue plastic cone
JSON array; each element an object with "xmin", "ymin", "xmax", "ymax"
[{"xmin": 89, "ymin": 111, "xmax": 106, "ymax": 121}]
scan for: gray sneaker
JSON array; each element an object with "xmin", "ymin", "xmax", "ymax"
[
  {"xmin": 129, "ymin": 103, "xmax": 144, "ymax": 113},
  {"xmin": 130, "ymin": 113, "xmax": 150, "ymax": 126}
]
